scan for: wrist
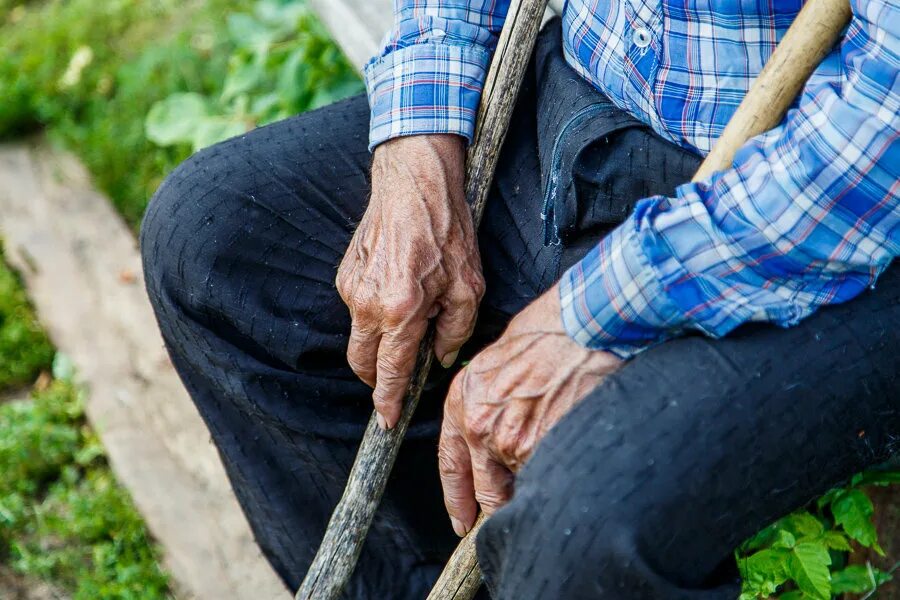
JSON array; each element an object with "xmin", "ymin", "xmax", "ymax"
[{"xmin": 371, "ymin": 134, "xmax": 467, "ymax": 211}]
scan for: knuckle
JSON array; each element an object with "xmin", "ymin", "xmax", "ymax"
[
  {"xmin": 381, "ymin": 294, "xmax": 419, "ymax": 324},
  {"xmin": 463, "ymin": 402, "xmax": 493, "ymax": 442},
  {"xmin": 469, "ymin": 275, "xmax": 486, "ymax": 301},
  {"xmin": 495, "ymin": 434, "xmax": 524, "ymax": 466}
]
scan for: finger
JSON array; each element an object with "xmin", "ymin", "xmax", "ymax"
[
  {"xmin": 372, "ymin": 325, "xmax": 425, "ymax": 428},
  {"xmin": 471, "ymin": 448, "xmax": 514, "ymax": 516},
  {"xmin": 346, "ymin": 324, "xmax": 380, "ymax": 388},
  {"xmin": 438, "ymin": 380, "xmax": 477, "ymax": 536},
  {"xmin": 433, "ymin": 288, "xmax": 480, "ymax": 368}
]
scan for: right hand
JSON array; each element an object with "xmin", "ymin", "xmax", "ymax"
[{"xmin": 336, "ymin": 134, "xmax": 485, "ymax": 430}]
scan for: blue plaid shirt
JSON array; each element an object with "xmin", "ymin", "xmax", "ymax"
[{"xmin": 364, "ymin": 0, "xmax": 899, "ymax": 358}]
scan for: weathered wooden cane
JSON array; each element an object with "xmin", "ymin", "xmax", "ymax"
[
  {"xmin": 294, "ymin": 1, "xmax": 550, "ymax": 598},
  {"xmin": 428, "ymin": 0, "xmax": 853, "ymax": 596}
]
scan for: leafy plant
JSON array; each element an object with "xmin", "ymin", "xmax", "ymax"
[
  {"xmin": 0, "ymin": 0, "xmax": 359, "ymax": 227},
  {"xmin": 738, "ymin": 470, "xmax": 899, "ymax": 599},
  {"xmin": 0, "ymin": 241, "xmax": 54, "ymax": 390},
  {"xmin": 0, "ymin": 371, "xmax": 171, "ymax": 599},
  {"xmin": 146, "ymin": 0, "xmax": 363, "ymax": 152}
]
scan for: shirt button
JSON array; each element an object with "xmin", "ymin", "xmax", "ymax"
[{"xmin": 633, "ymin": 28, "xmax": 652, "ymax": 48}]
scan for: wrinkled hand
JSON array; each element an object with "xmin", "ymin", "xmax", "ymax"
[
  {"xmin": 336, "ymin": 135, "xmax": 485, "ymax": 430},
  {"xmin": 438, "ymin": 284, "xmax": 622, "ymax": 536}
]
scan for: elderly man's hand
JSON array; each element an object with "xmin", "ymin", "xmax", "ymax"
[
  {"xmin": 336, "ymin": 134, "xmax": 485, "ymax": 430},
  {"xmin": 438, "ymin": 284, "xmax": 622, "ymax": 536}
]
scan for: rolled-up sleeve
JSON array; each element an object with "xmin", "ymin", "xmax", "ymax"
[
  {"xmin": 364, "ymin": 1, "xmax": 511, "ymax": 150},
  {"xmin": 560, "ymin": 0, "xmax": 899, "ymax": 359}
]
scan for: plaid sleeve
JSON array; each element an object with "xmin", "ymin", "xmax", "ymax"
[
  {"xmin": 560, "ymin": 0, "xmax": 899, "ymax": 359},
  {"xmin": 364, "ymin": 1, "xmax": 511, "ymax": 150}
]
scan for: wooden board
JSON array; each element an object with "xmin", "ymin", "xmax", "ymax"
[{"xmin": 0, "ymin": 139, "xmax": 288, "ymax": 600}]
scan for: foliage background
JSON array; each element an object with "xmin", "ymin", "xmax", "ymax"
[
  {"xmin": 0, "ymin": 0, "xmax": 362, "ymax": 596},
  {"xmin": 0, "ymin": 0, "xmax": 361, "ymax": 227}
]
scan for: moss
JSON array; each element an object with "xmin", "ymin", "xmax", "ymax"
[
  {"xmin": 0, "ymin": 379, "xmax": 170, "ymax": 599},
  {"xmin": 0, "ymin": 242, "xmax": 54, "ymax": 390}
]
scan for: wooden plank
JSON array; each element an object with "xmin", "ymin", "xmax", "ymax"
[
  {"xmin": 309, "ymin": 0, "xmax": 563, "ymax": 71},
  {"xmin": 0, "ymin": 139, "xmax": 288, "ymax": 600}
]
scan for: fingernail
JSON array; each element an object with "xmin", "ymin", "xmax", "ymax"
[
  {"xmin": 441, "ymin": 350, "xmax": 460, "ymax": 369},
  {"xmin": 376, "ymin": 413, "xmax": 387, "ymax": 430},
  {"xmin": 450, "ymin": 516, "xmax": 468, "ymax": 537}
]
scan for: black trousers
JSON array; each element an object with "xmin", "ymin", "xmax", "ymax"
[{"xmin": 141, "ymin": 22, "xmax": 900, "ymax": 600}]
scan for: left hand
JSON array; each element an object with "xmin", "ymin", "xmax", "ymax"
[{"xmin": 438, "ymin": 284, "xmax": 623, "ymax": 536}]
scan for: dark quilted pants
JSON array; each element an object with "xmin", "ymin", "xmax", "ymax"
[{"xmin": 140, "ymin": 22, "xmax": 900, "ymax": 600}]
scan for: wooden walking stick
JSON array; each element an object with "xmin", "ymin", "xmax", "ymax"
[
  {"xmin": 428, "ymin": 0, "xmax": 853, "ymax": 596},
  {"xmin": 294, "ymin": 1, "xmax": 550, "ymax": 598}
]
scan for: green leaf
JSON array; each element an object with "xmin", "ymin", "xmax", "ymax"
[
  {"xmin": 227, "ymin": 13, "xmax": 273, "ymax": 52},
  {"xmin": 853, "ymin": 470, "xmax": 900, "ymax": 487},
  {"xmin": 820, "ymin": 530, "xmax": 851, "ymax": 551},
  {"xmin": 191, "ymin": 117, "xmax": 247, "ymax": 151},
  {"xmin": 830, "ymin": 488, "xmax": 882, "ymax": 552},
  {"xmin": 816, "ymin": 488, "xmax": 841, "ymax": 511},
  {"xmin": 255, "ymin": 0, "xmax": 309, "ymax": 28},
  {"xmin": 831, "ymin": 563, "xmax": 891, "ymax": 595},
  {"xmin": 741, "ymin": 523, "xmax": 782, "ymax": 554},
  {"xmin": 276, "ymin": 47, "xmax": 310, "ymax": 108},
  {"xmin": 787, "ymin": 541, "xmax": 831, "ymax": 600},
  {"xmin": 771, "ymin": 529, "xmax": 797, "ymax": 549},
  {"xmin": 777, "ymin": 591, "xmax": 806, "ymax": 600},
  {"xmin": 221, "ymin": 58, "xmax": 265, "ymax": 103},
  {"xmin": 738, "ymin": 547, "xmax": 791, "ymax": 596},
  {"xmin": 145, "ymin": 93, "xmax": 208, "ymax": 147},
  {"xmin": 830, "ymin": 564, "xmax": 877, "ymax": 595},
  {"xmin": 781, "ymin": 512, "xmax": 824, "ymax": 539}
]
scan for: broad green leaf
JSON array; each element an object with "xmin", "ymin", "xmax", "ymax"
[
  {"xmin": 276, "ymin": 47, "xmax": 310, "ymax": 108},
  {"xmin": 250, "ymin": 92, "xmax": 282, "ymax": 123},
  {"xmin": 853, "ymin": 470, "xmax": 900, "ymax": 487},
  {"xmin": 771, "ymin": 529, "xmax": 796, "ymax": 549},
  {"xmin": 740, "ymin": 523, "xmax": 782, "ymax": 554},
  {"xmin": 255, "ymin": 0, "xmax": 309, "ymax": 28},
  {"xmin": 788, "ymin": 542, "xmax": 831, "ymax": 600},
  {"xmin": 307, "ymin": 78, "xmax": 365, "ymax": 110},
  {"xmin": 816, "ymin": 488, "xmax": 841, "ymax": 511},
  {"xmin": 228, "ymin": 13, "xmax": 273, "ymax": 52},
  {"xmin": 191, "ymin": 118, "xmax": 247, "ymax": 151},
  {"xmin": 831, "ymin": 488, "xmax": 882, "ymax": 552},
  {"xmin": 830, "ymin": 564, "xmax": 892, "ymax": 595},
  {"xmin": 221, "ymin": 59, "xmax": 266, "ymax": 103},
  {"xmin": 781, "ymin": 513, "xmax": 824, "ymax": 539},
  {"xmin": 145, "ymin": 93, "xmax": 208, "ymax": 147},
  {"xmin": 777, "ymin": 591, "xmax": 806, "ymax": 600},
  {"xmin": 820, "ymin": 530, "xmax": 851, "ymax": 551},
  {"xmin": 738, "ymin": 547, "xmax": 791, "ymax": 593}
]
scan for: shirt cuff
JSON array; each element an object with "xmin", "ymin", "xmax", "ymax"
[
  {"xmin": 559, "ymin": 200, "xmax": 685, "ymax": 359},
  {"xmin": 364, "ymin": 43, "xmax": 491, "ymax": 151}
]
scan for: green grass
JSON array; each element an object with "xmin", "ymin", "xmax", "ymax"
[
  {"xmin": 1, "ymin": 244, "xmax": 170, "ymax": 598},
  {"xmin": 0, "ymin": 0, "xmax": 253, "ymax": 226},
  {"xmin": 0, "ymin": 377, "xmax": 170, "ymax": 599},
  {"xmin": 0, "ymin": 243, "xmax": 54, "ymax": 390}
]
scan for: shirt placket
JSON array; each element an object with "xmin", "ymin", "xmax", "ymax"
[{"xmin": 622, "ymin": 0, "xmax": 664, "ymax": 134}]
